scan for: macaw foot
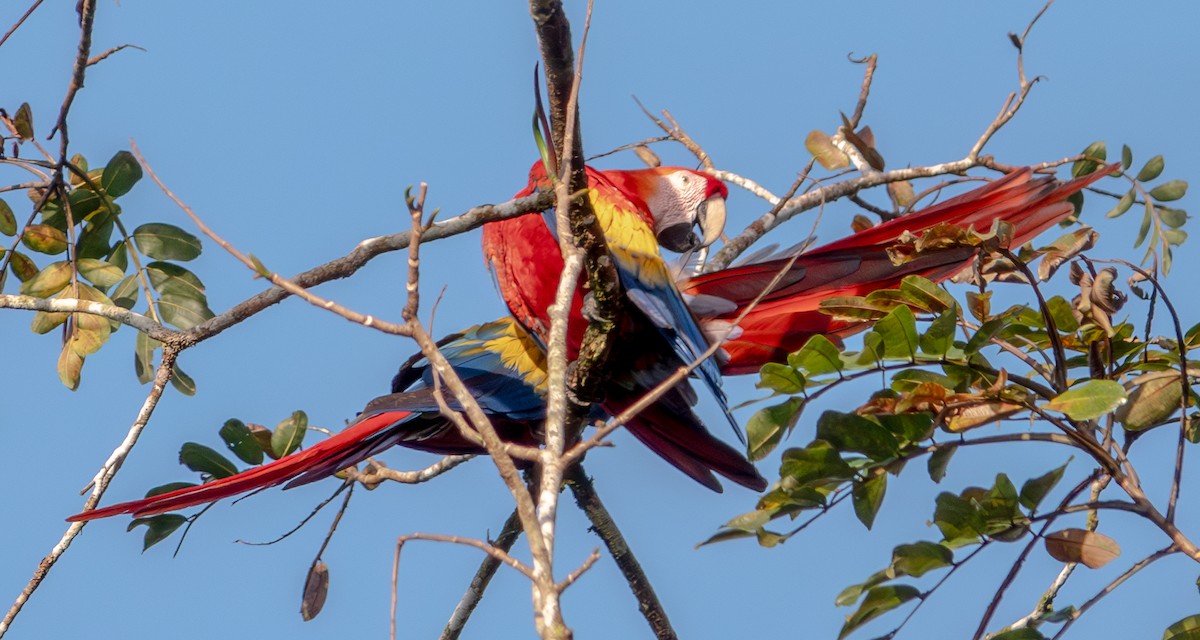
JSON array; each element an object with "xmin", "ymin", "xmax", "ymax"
[
  {"xmin": 580, "ymin": 291, "xmax": 601, "ymax": 323},
  {"xmin": 564, "ymin": 360, "xmax": 605, "ymax": 406}
]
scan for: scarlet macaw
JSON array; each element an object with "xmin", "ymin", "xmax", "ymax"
[
  {"xmin": 69, "ymin": 319, "xmax": 550, "ymax": 520},
  {"xmin": 482, "ymin": 161, "xmax": 767, "ymax": 492}
]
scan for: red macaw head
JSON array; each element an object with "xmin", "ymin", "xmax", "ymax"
[{"xmin": 604, "ymin": 167, "xmax": 729, "ymax": 253}]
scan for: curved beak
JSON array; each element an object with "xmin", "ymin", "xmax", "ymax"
[
  {"xmin": 654, "ymin": 195, "xmax": 729, "ymax": 253},
  {"xmin": 696, "ymin": 194, "xmax": 726, "ymax": 248}
]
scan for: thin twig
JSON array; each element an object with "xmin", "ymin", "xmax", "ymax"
[
  {"xmin": 0, "ymin": 347, "xmax": 178, "ymax": 639},
  {"xmin": 441, "ymin": 509, "xmax": 525, "ymax": 640},
  {"xmin": 347, "ymin": 455, "xmax": 475, "ymax": 489},
  {"xmin": 566, "ymin": 464, "xmax": 678, "ymax": 640},
  {"xmin": 0, "ymin": 0, "xmax": 45, "ymax": 49},
  {"xmin": 392, "ymin": 532, "xmax": 537, "ymax": 640},
  {"xmin": 1048, "ymin": 545, "xmax": 1177, "ymax": 640},
  {"xmin": 87, "ymin": 43, "xmax": 145, "ymax": 66}
]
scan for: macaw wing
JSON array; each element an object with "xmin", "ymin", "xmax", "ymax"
[
  {"xmin": 68, "ymin": 319, "xmax": 547, "ymax": 521},
  {"xmin": 587, "ymin": 175, "xmax": 733, "ymax": 424}
]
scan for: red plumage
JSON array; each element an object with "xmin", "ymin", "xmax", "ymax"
[{"xmin": 685, "ymin": 166, "xmax": 1113, "ymax": 375}]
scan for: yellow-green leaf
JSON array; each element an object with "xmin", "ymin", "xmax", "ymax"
[
  {"xmin": 13, "ymin": 102, "xmax": 33, "ymax": 140},
  {"xmin": 21, "ymin": 224, "xmax": 68, "ymax": 255},
  {"xmin": 1044, "ymin": 380, "xmax": 1127, "ymax": 420},
  {"xmin": 0, "ymin": 198, "xmax": 15, "ymax": 236},
  {"xmin": 18, "ymin": 261, "xmax": 72, "ymax": 298},
  {"xmin": 57, "ymin": 342, "xmax": 83, "ymax": 390}
]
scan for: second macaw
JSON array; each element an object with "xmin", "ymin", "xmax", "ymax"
[{"xmin": 70, "ymin": 318, "xmax": 551, "ymax": 520}]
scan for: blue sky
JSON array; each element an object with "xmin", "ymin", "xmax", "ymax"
[{"xmin": 3, "ymin": 1, "xmax": 1198, "ymax": 638}]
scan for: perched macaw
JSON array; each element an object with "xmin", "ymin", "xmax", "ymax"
[
  {"xmin": 482, "ymin": 161, "xmax": 767, "ymax": 492},
  {"xmin": 685, "ymin": 166, "xmax": 1114, "ymax": 374},
  {"xmin": 69, "ymin": 319, "xmax": 550, "ymax": 521}
]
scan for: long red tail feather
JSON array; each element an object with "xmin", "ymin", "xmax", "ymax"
[{"xmin": 687, "ymin": 167, "xmax": 1113, "ymax": 375}]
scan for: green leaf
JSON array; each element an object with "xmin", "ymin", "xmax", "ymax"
[
  {"xmin": 21, "ymin": 224, "xmax": 68, "ymax": 255},
  {"xmin": 68, "ymin": 187, "xmax": 106, "ymax": 221},
  {"xmin": 111, "ymin": 274, "xmax": 139, "ymax": 309},
  {"xmin": 1044, "ymin": 380, "xmax": 1127, "ymax": 420},
  {"xmin": 816, "ymin": 411, "xmax": 900, "ymax": 462},
  {"xmin": 134, "ymin": 330, "xmax": 159, "ymax": 384},
  {"xmin": 899, "ymin": 276, "xmax": 955, "ymax": 313},
  {"xmin": 834, "ymin": 570, "xmax": 889, "ymax": 607},
  {"xmin": 77, "ymin": 218, "xmax": 115, "ymax": 260},
  {"xmin": 927, "ymin": 445, "xmax": 955, "ymax": 483},
  {"xmin": 132, "ymin": 223, "xmax": 203, "ymax": 261},
  {"xmin": 157, "ymin": 292, "xmax": 215, "ymax": 330},
  {"xmin": 146, "ymin": 261, "xmax": 208, "ymax": 301},
  {"xmin": 875, "ymin": 412, "xmax": 934, "ymax": 445},
  {"xmin": 1019, "ymin": 462, "xmax": 1069, "ymax": 511},
  {"xmin": 1136, "ymin": 201, "xmax": 1154, "ymax": 248},
  {"xmin": 746, "ymin": 397, "xmax": 803, "ymax": 461},
  {"xmin": 1164, "ymin": 614, "xmax": 1200, "ymax": 640},
  {"xmin": 1046, "ymin": 296, "xmax": 1079, "ymax": 333},
  {"xmin": 933, "ymin": 492, "xmax": 982, "ymax": 547},
  {"xmin": 170, "ymin": 365, "xmax": 197, "ymax": 396},
  {"xmin": 1137, "ymin": 155, "xmax": 1165, "ymax": 182},
  {"xmin": 871, "ymin": 305, "xmax": 918, "ymax": 360},
  {"xmin": 852, "ymin": 472, "xmax": 887, "ymax": 529},
  {"xmin": 0, "ymin": 198, "xmax": 15, "ymax": 236},
  {"xmin": 964, "ymin": 316, "xmax": 1007, "ymax": 355},
  {"xmin": 991, "ymin": 629, "xmax": 1047, "ymax": 640},
  {"xmin": 779, "ymin": 441, "xmax": 856, "ymax": 487},
  {"xmin": 145, "ymin": 482, "xmax": 198, "ymax": 498},
  {"xmin": 128, "ymin": 514, "xmax": 188, "ymax": 552},
  {"xmin": 890, "ymin": 541, "xmax": 953, "ymax": 578},
  {"xmin": 919, "ymin": 308, "xmax": 957, "ymax": 357},
  {"xmin": 271, "ymin": 410, "xmax": 309, "ymax": 458},
  {"xmin": 1116, "ymin": 373, "xmax": 1183, "ymax": 432},
  {"xmin": 838, "ymin": 585, "xmax": 920, "ymax": 640},
  {"xmin": 13, "ymin": 102, "xmax": 34, "ymax": 140},
  {"xmin": 787, "ymin": 334, "xmax": 844, "ymax": 376},
  {"xmin": 1120, "ymin": 144, "xmax": 1132, "ymax": 171},
  {"xmin": 178, "ymin": 442, "xmax": 238, "ymax": 479},
  {"xmin": 1072, "ymin": 141, "xmax": 1106, "ymax": 177},
  {"xmin": 1149, "ymin": 180, "xmax": 1188, "ymax": 202},
  {"xmin": 101, "ymin": 150, "xmax": 143, "ymax": 198},
  {"xmin": 76, "ymin": 258, "xmax": 124, "ymax": 288},
  {"xmin": 756, "ymin": 363, "xmax": 805, "ymax": 394},
  {"xmin": 18, "ymin": 261, "xmax": 71, "ymax": 297},
  {"xmin": 219, "ymin": 418, "xmax": 264, "ymax": 465},
  {"xmin": 1162, "ymin": 228, "xmax": 1188, "ymax": 247},
  {"xmin": 1105, "ymin": 189, "xmax": 1135, "ymax": 219},
  {"xmin": 1160, "ymin": 207, "xmax": 1188, "ymax": 229}
]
